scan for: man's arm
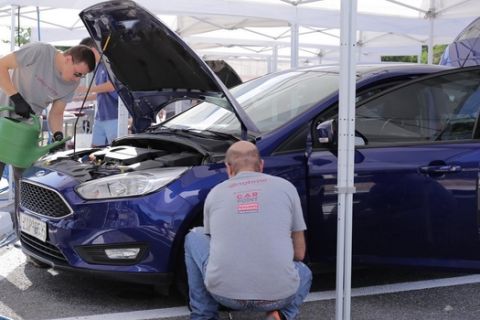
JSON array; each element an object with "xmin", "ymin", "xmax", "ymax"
[
  {"xmin": 75, "ymin": 81, "xmax": 115, "ymax": 102},
  {"xmin": 76, "ymin": 81, "xmax": 115, "ymax": 95},
  {"xmin": 48, "ymin": 100, "xmax": 67, "ymax": 134},
  {"xmin": 292, "ymin": 230, "xmax": 306, "ymax": 261},
  {"xmin": 90, "ymin": 80, "xmax": 115, "ymax": 94},
  {"xmin": 0, "ymin": 53, "xmax": 19, "ymax": 96}
]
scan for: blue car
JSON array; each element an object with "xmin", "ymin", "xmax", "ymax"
[
  {"xmin": 18, "ymin": 0, "xmax": 480, "ymax": 294},
  {"xmin": 440, "ymin": 16, "xmax": 480, "ymax": 67}
]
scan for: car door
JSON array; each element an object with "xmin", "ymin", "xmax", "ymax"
[{"xmin": 308, "ymin": 66, "xmax": 480, "ymax": 267}]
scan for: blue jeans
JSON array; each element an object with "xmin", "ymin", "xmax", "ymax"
[
  {"xmin": 184, "ymin": 227, "xmax": 312, "ymax": 320},
  {"xmin": 91, "ymin": 119, "xmax": 118, "ymax": 146}
]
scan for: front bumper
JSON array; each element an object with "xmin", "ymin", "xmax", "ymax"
[
  {"xmin": 20, "ymin": 232, "xmax": 174, "ymax": 286},
  {"xmin": 18, "ymin": 165, "xmax": 206, "ymax": 289}
]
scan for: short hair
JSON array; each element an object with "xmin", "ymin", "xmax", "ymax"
[
  {"xmin": 225, "ymin": 141, "xmax": 261, "ymax": 174},
  {"xmin": 79, "ymin": 37, "xmax": 96, "ymax": 48},
  {"xmin": 64, "ymin": 45, "xmax": 95, "ymax": 72}
]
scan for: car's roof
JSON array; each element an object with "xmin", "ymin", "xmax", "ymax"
[{"xmin": 297, "ymin": 63, "xmax": 451, "ymax": 78}]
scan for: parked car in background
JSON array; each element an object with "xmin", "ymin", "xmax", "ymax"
[
  {"xmin": 18, "ymin": 0, "xmax": 480, "ymax": 295},
  {"xmin": 440, "ymin": 16, "xmax": 480, "ymax": 67},
  {"xmin": 205, "ymin": 60, "xmax": 243, "ymax": 88},
  {"xmin": 159, "ymin": 60, "xmax": 242, "ymax": 121}
]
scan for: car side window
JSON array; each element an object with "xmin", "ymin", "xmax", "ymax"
[
  {"xmin": 356, "ymin": 68, "xmax": 480, "ymax": 146},
  {"xmin": 310, "ymin": 79, "xmax": 422, "ymax": 149}
]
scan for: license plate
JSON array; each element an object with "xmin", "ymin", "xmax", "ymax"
[{"xmin": 20, "ymin": 213, "xmax": 47, "ymax": 242}]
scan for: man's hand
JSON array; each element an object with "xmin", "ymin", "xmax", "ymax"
[
  {"xmin": 50, "ymin": 131, "xmax": 66, "ymax": 153},
  {"xmin": 10, "ymin": 93, "xmax": 34, "ymax": 118},
  {"xmin": 53, "ymin": 131, "xmax": 64, "ymax": 142}
]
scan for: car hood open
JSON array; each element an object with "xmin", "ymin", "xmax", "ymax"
[{"xmin": 79, "ymin": 0, "xmax": 258, "ymax": 136}]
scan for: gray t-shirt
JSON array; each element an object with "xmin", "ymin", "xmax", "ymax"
[
  {"xmin": 0, "ymin": 42, "xmax": 77, "ymax": 115},
  {"xmin": 204, "ymin": 171, "xmax": 306, "ymax": 300}
]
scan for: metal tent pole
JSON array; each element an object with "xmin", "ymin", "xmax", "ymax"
[
  {"xmin": 36, "ymin": 6, "xmax": 41, "ymax": 41},
  {"xmin": 335, "ymin": 0, "xmax": 357, "ymax": 319},
  {"xmin": 290, "ymin": 23, "xmax": 299, "ymax": 68},
  {"xmin": 10, "ymin": 5, "xmax": 16, "ymax": 50},
  {"xmin": 117, "ymin": 99, "xmax": 129, "ymax": 137},
  {"xmin": 272, "ymin": 45, "xmax": 278, "ymax": 73},
  {"xmin": 8, "ymin": 5, "xmax": 17, "ymax": 203},
  {"xmin": 427, "ymin": 12, "xmax": 435, "ymax": 64}
]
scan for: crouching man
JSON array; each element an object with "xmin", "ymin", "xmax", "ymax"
[{"xmin": 185, "ymin": 141, "xmax": 312, "ymax": 320}]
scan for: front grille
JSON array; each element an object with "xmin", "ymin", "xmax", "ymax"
[
  {"xmin": 20, "ymin": 232, "xmax": 67, "ymax": 263},
  {"xmin": 20, "ymin": 181, "xmax": 72, "ymax": 218}
]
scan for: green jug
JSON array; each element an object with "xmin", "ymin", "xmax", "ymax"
[{"xmin": 0, "ymin": 106, "xmax": 71, "ymax": 168}]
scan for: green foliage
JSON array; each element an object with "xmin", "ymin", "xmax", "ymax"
[
  {"xmin": 381, "ymin": 55, "xmax": 418, "ymax": 63},
  {"xmin": 1, "ymin": 26, "xmax": 31, "ymax": 46},
  {"xmin": 54, "ymin": 46, "xmax": 71, "ymax": 52},
  {"xmin": 381, "ymin": 44, "xmax": 448, "ymax": 64},
  {"xmin": 420, "ymin": 44, "xmax": 448, "ymax": 64}
]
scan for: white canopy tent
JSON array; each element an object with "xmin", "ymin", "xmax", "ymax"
[
  {"xmin": 1, "ymin": 2, "xmax": 479, "ymax": 320},
  {"xmin": 0, "ymin": 0, "xmax": 479, "ymax": 72}
]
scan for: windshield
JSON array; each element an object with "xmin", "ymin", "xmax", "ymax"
[{"xmin": 163, "ymin": 69, "xmax": 340, "ymax": 135}]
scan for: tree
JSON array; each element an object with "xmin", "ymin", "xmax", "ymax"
[
  {"xmin": 420, "ymin": 44, "xmax": 448, "ymax": 64},
  {"xmin": 381, "ymin": 55, "xmax": 418, "ymax": 63},
  {"xmin": 1, "ymin": 26, "xmax": 31, "ymax": 47},
  {"xmin": 381, "ymin": 44, "xmax": 448, "ymax": 64}
]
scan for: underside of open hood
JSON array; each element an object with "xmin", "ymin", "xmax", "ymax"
[{"xmin": 79, "ymin": 0, "xmax": 258, "ymax": 136}]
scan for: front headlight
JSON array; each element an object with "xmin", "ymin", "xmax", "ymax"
[{"xmin": 75, "ymin": 167, "xmax": 188, "ymax": 200}]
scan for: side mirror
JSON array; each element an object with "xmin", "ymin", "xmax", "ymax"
[
  {"xmin": 316, "ymin": 119, "xmax": 337, "ymax": 146},
  {"xmin": 355, "ymin": 136, "xmax": 366, "ymax": 146},
  {"xmin": 316, "ymin": 119, "xmax": 367, "ymax": 147}
]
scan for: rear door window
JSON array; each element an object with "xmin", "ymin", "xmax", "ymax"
[{"xmin": 355, "ymin": 67, "xmax": 480, "ymax": 146}]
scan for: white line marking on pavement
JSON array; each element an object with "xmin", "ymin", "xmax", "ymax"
[
  {"xmin": 305, "ymin": 274, "xmax": 480, "ymax": 302},
  {"xmin": 50, "ymin": 274, "xmax": 480, "ymax": 320},
  {"xmin": 0, "ymin": 244, "xmax": 25, "ymax": 279},
  {"xmin": 49, "ymin": 306, "xmax": 191, "ymax": 320}
]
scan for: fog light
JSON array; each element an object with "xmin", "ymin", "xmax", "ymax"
[
  {"xmin": 76, "ymin": 243, "xmax": 147, "ymax": 265},
  {"xmin": 105, "ymin": 248, "xmax": 141, "ymax": 260}
]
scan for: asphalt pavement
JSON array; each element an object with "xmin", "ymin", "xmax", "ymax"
[
  {"xmin": 2, "ymin": 240, "xmax": 480, "ymax": 320},
  {"xmin": 160, "ymin": 282, "xmax": 480, "ymax": 320}
]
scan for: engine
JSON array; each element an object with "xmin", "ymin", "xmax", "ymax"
[{"xmin": 42, "ymin": 142, "xmax": 205, "ymax": 182}]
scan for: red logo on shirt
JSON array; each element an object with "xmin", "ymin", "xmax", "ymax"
[
  {"xmin": 238, "ymin": 202, "xmax": 259, "ymax": 213},
  {"xmin": 236, "ymin": 191, "xmax": 259, "ymax": 214}
]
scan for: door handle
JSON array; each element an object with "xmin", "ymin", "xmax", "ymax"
[{"xmin": 419, "ymin": 165, "xmax": 462, "ymax": 174}]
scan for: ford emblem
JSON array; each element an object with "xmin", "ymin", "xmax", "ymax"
[{"xmin": 35, "ymin": 170, "xmax": 46, "ymax": 177}]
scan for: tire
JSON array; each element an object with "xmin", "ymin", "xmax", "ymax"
[
  {"xmin": 174, "ymin": 212, "xmax": 203, "ymax": 302},
  {"xmin": 174, "ymin": 246, "xmax": 190, "ymax": 302}
]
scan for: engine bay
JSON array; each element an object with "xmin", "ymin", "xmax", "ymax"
[{"xmin": 39, "ymin": 135, "xmax": 231, "ymax": 182}]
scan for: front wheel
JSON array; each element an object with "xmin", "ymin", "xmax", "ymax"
[
  {"xmin": 174, "ymin": 247, "xmax": 189, "ymax": 302},
  {"xmin": 173, "ymin": 213, "xmax": 203, "ymax": 302}
]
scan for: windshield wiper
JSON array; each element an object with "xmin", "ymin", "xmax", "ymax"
[
  {"xmin": 200, "ymin": 129, "xmax": 240, "ymax": 141},
  {"xmin": 145, "ymin": 123, "xmax": 170, "ymax": 132},
  {"xmin": 175, "ymin": 128, "xmax": 240, "ymax": 141},
  {"xmin": 145, "ymin": 125, "xmax": 241, "ymax": 141}
]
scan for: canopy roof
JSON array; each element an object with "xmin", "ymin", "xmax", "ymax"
[{"xmin": 0, "ymin": 0, "xmax": 478, "ymax": 64}]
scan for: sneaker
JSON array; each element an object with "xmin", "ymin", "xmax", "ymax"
[{"xmin": 265, "ymin": 310, "xmax": 286, "ymax": 320}]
